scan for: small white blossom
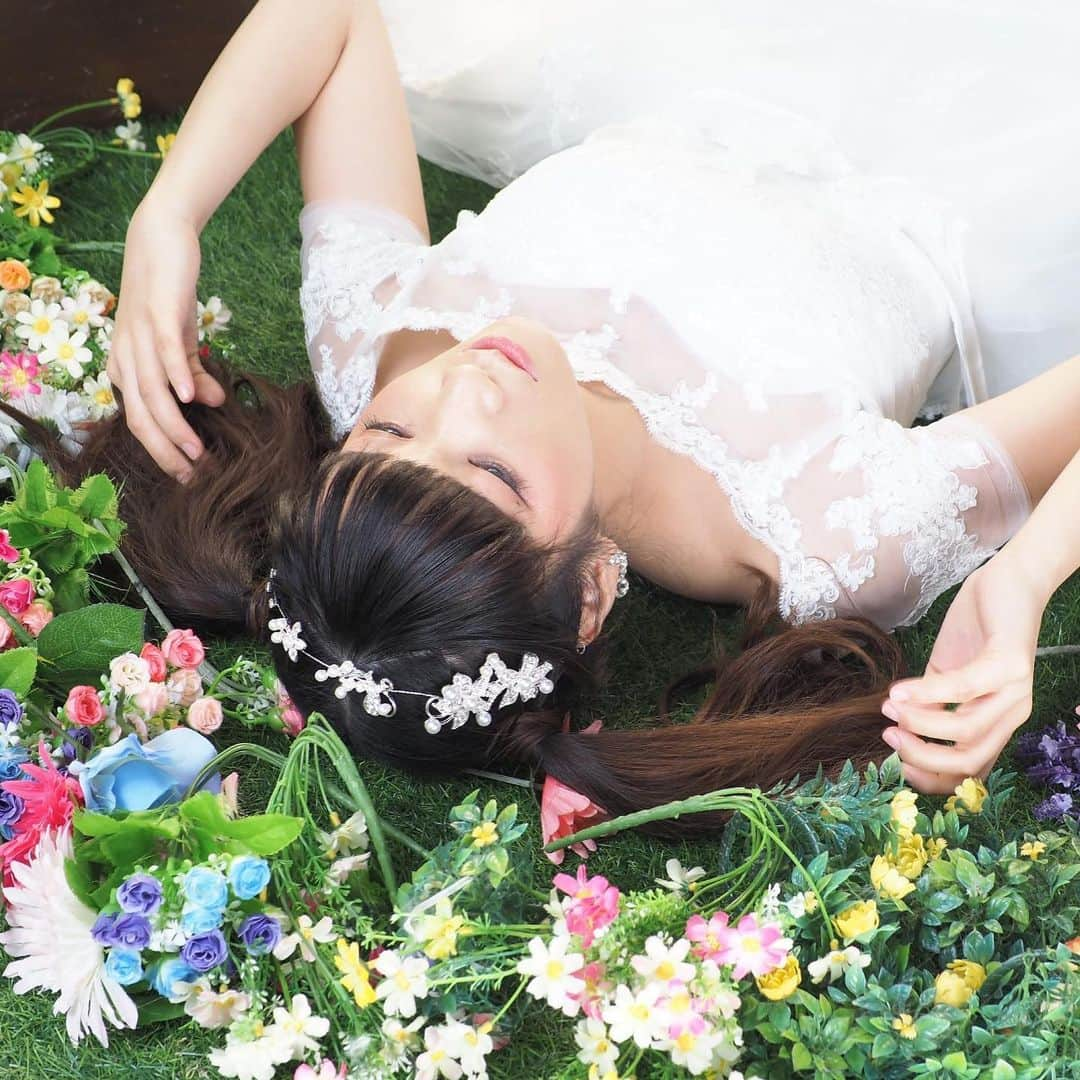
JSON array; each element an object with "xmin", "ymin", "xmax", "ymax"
[
  {"xmin": 380, "ymin": 1016, "xmax": 425, "ymax": 1069},
  {"xmin": 196, "ymin": 295, "xmax": 232, "ymax": 342},
  {"xmin": 517, "ymin": 936, "xmax": 585, "ymax": 1015},
  {"xmin": 574, "ymin": 1017, "xmax": 619, "ymax": 1072},
  {"xmin": 113, "ymin": 120, "xmax": 146, "ymax": 151},
  {"xmin": 655, "ymin": 857, "xmax": 706, "ymax": 894},
  {"xmin": 272, "ymin": 914, "xmax": 336, "ymax": 963},
  {"xmin": 630, "ymin": 934, "xmax": 694, "ymax": 986},
  {"xmin": 38, "ymin": 325, "xmax": 92, "ymax": 379},
  {"xmin": 6, "ymin": 134, "xmax": 45, "ymax": 175},
  {"xmin": 178, "ymin": 979, "xmax": 251, "ymax": 1029},
  {"xmin": 266, "ymin": 993, "xmax": 330, "ymax": 1059},
  {"xmin": 761, "ymin": 882, "xmax": 783, "ymax": 919},
  {"xmin": 807, "ymin": 944, "xmax": 872, "ymax": 984},
  {"xmin": 58, "ymin": 288, "xmax": 106, "ymax": 332},
  {"xmin": 373, "ymin": 949, "xmax": 430, "ymax": 1018},
  {"xmin": 14, "ymin": 299, "xmax": 63, "ymax": 351},
  {"xmin": 602, "ymin": 982, "xmax": 666, "ymax": 1048}
]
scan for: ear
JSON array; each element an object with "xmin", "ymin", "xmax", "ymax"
[{"xmin": 577, "ymin": 540, "xmax": 624, "ymax": 649}]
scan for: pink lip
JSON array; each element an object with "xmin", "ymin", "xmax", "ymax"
[{"xmin": 470, "ymin": 335, "xmax": 539, "ymax": 381}]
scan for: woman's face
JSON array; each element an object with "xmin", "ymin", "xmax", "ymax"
[{"xmin": 341, "ymin": 315, "xmax": 594, "ymax": 542}]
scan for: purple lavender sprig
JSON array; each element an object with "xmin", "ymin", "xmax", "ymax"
[{"xmin": 1015, "ymin": 720, "xmax": 1080, "ymax": 821}]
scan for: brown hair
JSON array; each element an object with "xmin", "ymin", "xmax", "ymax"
[{"xmin": 8, "ymin": 361, "xmax": 901, "ymax": 834}]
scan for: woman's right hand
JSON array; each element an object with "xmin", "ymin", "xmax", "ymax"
[
  {"xmin": 106, "ymin": 202, "xmax": 226, "ymax": 480},
  {"xmin": 880, "ymin": 552, "xmax": 1048, "ymax": 794}
]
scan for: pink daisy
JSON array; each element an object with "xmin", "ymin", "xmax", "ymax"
[
  {"xmin": 713, "ymin": 913, "xmax": 792, "ymax": 979},
  {"xmin": 685, "ymin": 911, "xmax": 731, "ymax": 962},
  {"xmin": 0, "ymin": 351, "xmax": 42, "ymax": 399}
]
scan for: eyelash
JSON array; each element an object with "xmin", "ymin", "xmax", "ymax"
[{"xmin": 361, "ymin": 417, "xmax": 527, "ymax": 500}]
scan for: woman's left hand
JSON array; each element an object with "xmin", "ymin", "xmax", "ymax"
[{"xmin": 880, "ymin": 555, "xmax": 1045, "ymax": 794}]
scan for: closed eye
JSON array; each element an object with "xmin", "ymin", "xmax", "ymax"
[{"xmin": 360, "ymin": 417, "xmax": 528, "ymax": 505}]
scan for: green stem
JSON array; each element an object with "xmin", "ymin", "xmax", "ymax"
[
  {"xmin": 489, "ymin": 976, "xmax": 526, "ymax": 1026},
  {"xmin": 0, "ymin": 605, "xmax": 34, "ymax": 648},
  {"xmin": 55, "ymin": 240, "xmax": 126, "ymax": 255},
  {"xmin": 29, "ymin": 99, "xmax": 119, "ymax": 136},
  {"xmin": 94, "ymin": 143, "xmax": 162, "ymax": 159}
]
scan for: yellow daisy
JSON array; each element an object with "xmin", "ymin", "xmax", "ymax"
[{"xmin": 9, "ymin": 181, "xmax": 61, "ymax": 228}]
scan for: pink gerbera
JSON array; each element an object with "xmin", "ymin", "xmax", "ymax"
[
  {"xmin": 0, "ymin": 740, "xmax": 83, "ymax": 889},
  {"xmin": 554, "ymin": 864, "xmax": 620, "ymax": 947},
  {"xmin": 0, "ymin": 351, "xmax": 42, "ymax": 399},
  {"xmin": 685, "ymin": 911, "xmax": 731, "ymax": 962},
  {"xmin": 540, "ymin": 718, "xmax": 608, "ymax": 864},
  {"xmin": 713, "ymin": 913, "xmax": 792, "ymax": 979}
]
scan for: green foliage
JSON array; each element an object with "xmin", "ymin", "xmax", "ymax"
[
  {"xmin": 35, "ymin": 602, "xmax": 144, "ymax": 692},
  {"xmin": 0, "ymin": 646, "xmax": 37, "ymax": 695},
  {"xmin": 0, "ymin": 459, "xmax": 123, "ymax": 611}
]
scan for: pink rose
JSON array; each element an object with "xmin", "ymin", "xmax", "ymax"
[
  {"xmin": 134, "ymin": 683, "xmax": 169, "ymax": 717},
  {"xmin": 220, "ymin": 771, "xmax": 240, "ymax": 817},
  {"xmin": 0, "ymin": 529, "xmax": 18, "ymax": 564},
  {"xmin": 161, "ymin": 628, "xmax": 205, "ymax": 670},
  {"xmin": 140, "ymin": 642, "xmax": 168, "ymax": 682},
  {"xmin": 165, "ymin": 667, "xmax": 202, "ymax": 707},
  {"xmin": 65, "ymin": 685, "xmax": 105, "ymax": 727},
  {"xmin": 0, "ymin": 620, "xmax": 13, "ymax": 652},
  {"xmin": 18, "ymin": 600, "xmax": 52, "ymax": 637},
  {"xmin": 0, "ymin": 577, "xmax": 34, "ymax": 615},
  {"xmin": 186, "ymin": 696, "xmax": 223, "ymax": 735}
]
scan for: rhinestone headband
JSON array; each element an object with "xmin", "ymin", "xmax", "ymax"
[{"xmin": 265, "ymin": 569, "xmax": 555, "ymax": 734}]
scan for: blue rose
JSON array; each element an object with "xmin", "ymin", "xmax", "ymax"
[
  {"xmin": 149, "ymin": 957, "xmax": 198, "ymax": 1002},
  {"xmin": 77, "ymin": 729, "xmax": 220, "ymax": 813},
  {"xmin": 182, "ymin": 866, "xmax": 229, "ymax": 911},
  {"xmin": 104, "ymin": 948, "xmax": 144, "ymax": 987},
  {"xmin": 91, "ymin": 912, "xmax": 152, "ymax": 950},
  {"xmin": 0, "ymin": 690, "xmax": 23, "ymax": 728},
  {"xmin": 0, "ymin": 747, "xmax": 26, "ymax": 783},
  {"xmin": 228, "ymin": 856, "xmax": 270, "ymax": 900},
  {"xmin": 117, "ymin": 873, "xmax": 164, "ymax": 916},
  {"xmin": 0, "ymin": 790, "xmax": 24, "ymax": 828},
  {"xmin": 180, "ymin": 903, "xmax": 225, "ymax": 935},
  {"xmin": 237, "ymin": 914, "xmax": 281, "ymax": 956},
  {"xmin": 180, "ymin": 929, "xmax": 229, "ymax": 973}
]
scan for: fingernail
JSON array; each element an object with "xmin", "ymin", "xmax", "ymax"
[
  {"xmin": 179, "ymin": 386, "xmax": 193, "ymax": 403},
  {"xmin": 183, "ymin": 442, "xmax": 200, "ymax": 459},
  {"xmin": 881, "ymin": 701, "xmax": 899, "ymax": 722},
  {"xmin": 881, "ymin": 728, "xmax": 900, "ymax": 750}
]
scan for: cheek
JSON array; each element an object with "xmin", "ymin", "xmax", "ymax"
[{"xmin": 533, "ymin": 420, "xmax": 594, "ymax": 538}]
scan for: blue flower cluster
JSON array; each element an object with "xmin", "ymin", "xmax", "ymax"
[
  {"xmin": 93, "ymin": 855, "xmax": 276, "ymax": 990},
  {"xmin": 1016, "ymin": 719, "xmax": 1080, "ymax": 820},
  {"xmin": 0, "ymin": 692, "xmax": 27, "ymax": 841}
]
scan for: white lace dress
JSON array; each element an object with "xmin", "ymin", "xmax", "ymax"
[{"xmin": 297, "ymin": 101, "xmax": 1031, "ymax": 633}]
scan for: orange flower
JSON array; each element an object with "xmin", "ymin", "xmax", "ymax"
[
  {"xmin": 0, "ymin": 259, "xmax": 31, "ymax": 292},
  {"xmin": 1065, "ymin": 937, "xmax": 1080, "ymax": 956}
]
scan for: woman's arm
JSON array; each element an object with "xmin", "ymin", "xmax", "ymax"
[
  {"xmin": 142, "ymin": 0, "xmax": 426, "ymax": 237},
  {"xmin": 881, "ymin": 355, "xmax": 1080, "ymax": 793}
]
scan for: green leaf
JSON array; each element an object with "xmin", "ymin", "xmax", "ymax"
[
  {"xmin": 64, "ymin": 855, "xmax": 98, "ymax": 910},
  {"xmin": 135, "ymin": 998, "xmax": 187, "ymax": 1024},
  {"xmin": 36, "ymin": 603, "xmax": 145, "ymax": 691},
  {"xmin": 0, "ymin": 646, "xmax": 36, "ymax": 696},
  {"xmin": 225, "ymin": 815, "xmax": 304, "ymax": 855}
]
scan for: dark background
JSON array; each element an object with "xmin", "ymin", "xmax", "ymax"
[{"xmin": 1, "ymin": 0, "xmax": 254, "ymax": 131}]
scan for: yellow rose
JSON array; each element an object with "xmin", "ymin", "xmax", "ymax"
[
  {"xmin": 944, "ymin": 777, "xmax": 988, "ymax": 815},
  {"xmin": 834, "ymin": 900, "xmax": 879, "ymax": 941},
  {"xmin": 890, "ymin": 789, "xmax": 919, "ymax": 835},
  {"xmin": 926, "ymin": 837, "xmax": 948, "ymax": 860},
  {"xmin": 756, "ymin": 954, "xmax": 801, "ymax": 1001},
  {"xmin": 893, "ymin": 833, "xmax": 928, "ymax": 879},
  {"xmin": 934, "ymin": 960, "xmax": 986, "ymax": 1007},
  {"xmin": 871, "ymin": 855, "xmax": 915, "ymax": 901}
]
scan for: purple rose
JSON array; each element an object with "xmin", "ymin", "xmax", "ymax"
[
  {"xmin": 117, "ymin": 874, "xmax": 164, "ymax": 916},
  {"xmin": 237, "ymin": 914, "xmax": 281, "ymax": 956},
  {"xmin": 180, "ymin": 929, "xmax": 229, "ymax": 973},
  {"xmin": 0, "ymin": 789, "xmax": 24, "ymax": 828},
  {"xmin": 91, "ymin": 912, "xmax": 152, "ymax": 949},
  {"xmin": 0, "ymin": 690, "xmax": 22, "ymax": 729}
]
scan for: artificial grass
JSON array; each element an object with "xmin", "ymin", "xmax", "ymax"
[{"xmin": 2, "ymin": 111, "xmax": 1078, "ymax": 1079}]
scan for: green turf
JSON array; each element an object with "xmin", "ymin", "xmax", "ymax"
[{"xmin": 3, "ymin": 111, "xmax": 1078, "ymax": 1079}]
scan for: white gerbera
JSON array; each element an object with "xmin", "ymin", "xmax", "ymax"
[
  {"xmin": 196, "ymin": 295, "xmax": 232, "ymax": 342},
  {"xmin": 0, "ymin": 828, "xmax": 138, "ymax": 1046}
]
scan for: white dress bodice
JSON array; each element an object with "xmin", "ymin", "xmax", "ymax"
[{"xmin": 298, "ymin": 103, "xmax": 1031, "ymax": 632}]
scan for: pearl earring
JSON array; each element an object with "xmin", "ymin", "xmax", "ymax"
[{"xmin": 609, "ymin": 549, "xmax": 629, "ymax": 598}]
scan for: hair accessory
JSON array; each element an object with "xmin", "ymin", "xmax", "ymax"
[
  {"xmin": 609, "ymin": 549, "xmax": 630, "ymax": 598},
  {"xmin": 264, "ymin": 568, "xmax": 555, "ymax": 734}
]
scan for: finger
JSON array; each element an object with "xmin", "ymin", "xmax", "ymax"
[
  {"xmin": 188, "ymin": 355, "xmax": 227, "ymax": 407},
  {"xmin": 152, "ymin": 322, "xmax": 196, "ymax": 404},
  {"xmin": 133, "ymin": 327, "xmax": 205, "ymax": 460},
  {"xmin": 881, "ymin": 724, "xmax": 983, "ymax": 776},
  {"xmin": 901, "ymin": 761, "xmax": 959, "ymax": 796},
  {"xmin": 119, "ymin": 383, "xmax": 193, "ymax": 481},
  {"xmin": 887, "ymin": 694, "xmax": 1011, "ymax": 744},
  {"xmin": 888, "ymin": 654, "xmax": 1004, "ymax": 707}
]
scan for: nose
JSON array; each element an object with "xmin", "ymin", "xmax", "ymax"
[{"xmin": 437, "ymin": 360, "xmax": 505, "ymax": 421}]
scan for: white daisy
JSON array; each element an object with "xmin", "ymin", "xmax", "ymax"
[
  {"xmin": 0, "ymin": 828, "xmax": 138, "ymax": 1046},
  {"xmin": 113, "ymin": 121, "xmax": 146, "ymax": 151},
  {"xmin": 655, "ymin": 857, "xmax": 706, "ymax": 894},
  {"xmin": 630, "ymin": 934, "xmax": 695, "ymax": 987},
  {"xmin": 266, "ymin": 993, "xmax": 330, "ymax": 1059},
  {"xmin": 602, "ymin": 982, "xmax": 666, "ymax": 1048},
  {"xmin": 59, "ymin": 289, "xmax": 107, "ymax": 332},
  {"xmin": 272, "ymin": 914, "xmax": 336, "ymax": 963},
  {"xmin": 574, "ymin": 1018, "xmax": 619, "ymax": 1072},
  {"xmin": 373, "ymin": 949, "xmax": 430, "ymax": 1017},
  {"xmin": 517, "ymin": 935, "xmax": 585, "ymax": 1015},
  {"xmin": 7, "ymin": 134, "xmax": 45, "ymax": 175},
  {"xmin": 83, "ymin": 372, "xmax": 118, "ymax": 421},
  {"xmin": 414, "ymin": 1023, "xmax": 465, "ymax": 1080},
  {"xmin": 196, "ymin": 295, "xmax": 232, "ymax": 342},
  {"xmin": 13, "ymin": 298, "xmax": 63, "ymax": 351},
  {"xmin": 807, "ymin": 944, "xmax": 871, "ymax": 985},
  {"xmin": 39, "ymin": 325, "xmax": 92, "ymax": 379}
]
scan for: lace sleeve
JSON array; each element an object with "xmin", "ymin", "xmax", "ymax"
[
  {"xmin": 779, "ymin": 410, "xmax": 1033, "ymax": 630},
  {"xmin": 298, "ymin": 198, "xmax": 430, "ymax": 439}
]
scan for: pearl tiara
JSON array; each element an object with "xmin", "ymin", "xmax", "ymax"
[{"xmin": 264, "ymin": 568, "xmax": 556, "ymax": 734}]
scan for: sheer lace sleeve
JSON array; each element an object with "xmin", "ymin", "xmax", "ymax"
[
  {"xmin": 779, "ymin": 410, "xmax": 1033, "ymax": 629},
  {"xmin": 298, "ymin": 198, "xmax": 430, "ymax": 439}
]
